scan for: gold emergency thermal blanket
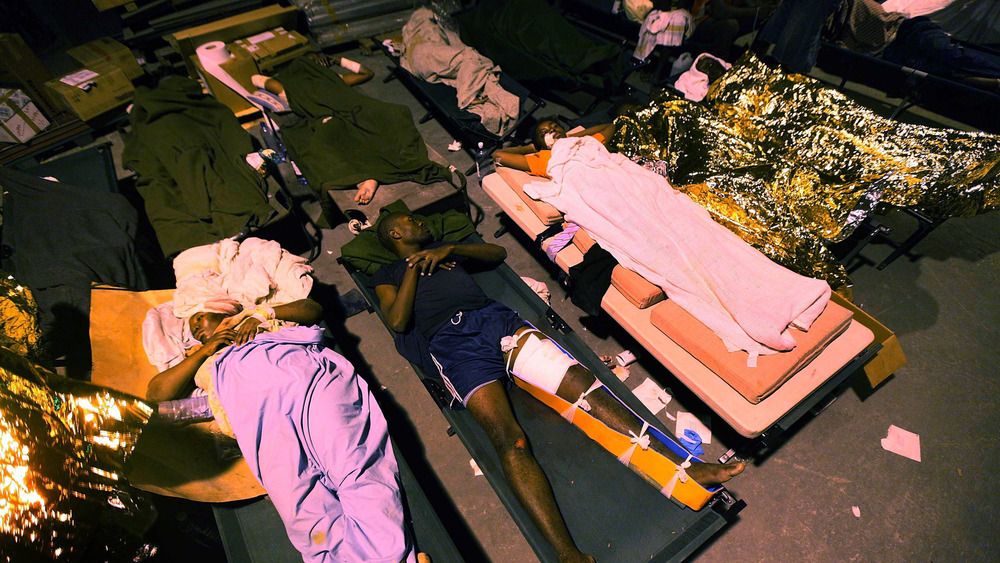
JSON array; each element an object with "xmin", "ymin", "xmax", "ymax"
[
  {"xmin": 1, "ymin": 273, "xmax": 154, "ymax": 561},
  {"xmin": 610, "ymin": 52, "xmax": 1000, "ymax": 292}
]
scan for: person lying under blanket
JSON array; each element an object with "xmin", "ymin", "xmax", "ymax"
[
  {"xmin": 146, "ymin": 299, "xmax": 418, "ymax": 563},
  {"xmin": 253, "ymin": 56, "xmax": 452, "ymax": 205},
  {"xmin": 492, "ymin": 120, "xmax": 615, "ymax": 177},
  {"xmin": 373, "ymin": 211, "xmax": 745, "ymax": 563}
]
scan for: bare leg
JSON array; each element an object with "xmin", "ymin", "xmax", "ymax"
[
  {"xmin": 466, "ymin": 381, "xmax": 594, "ymax": 563},
  {"xmin": 355, "ymin": 179, "xmax": 378, "ymax": 205}
]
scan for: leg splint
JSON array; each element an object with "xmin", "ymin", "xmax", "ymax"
[{"xmin": 512, "ymin": 377, "xmax": 719, "ymax": 511}]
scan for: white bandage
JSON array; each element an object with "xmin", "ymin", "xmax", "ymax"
[
  {"xmin": 340, "ymin": 57, "xmax": 363, "ymax": 73},
  {"xmin": 504, "ymin": 331, "xmax": 578, "ymax": 395}
]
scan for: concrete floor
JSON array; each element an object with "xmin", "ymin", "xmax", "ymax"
[{"xmin": 307, "ymin": 47, "xmax": 1000, "ymax": 563}]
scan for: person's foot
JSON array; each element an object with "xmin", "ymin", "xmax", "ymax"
[
  {"xmin": 687, "ymin": 459, "xmax": 747, "ymax": 486},
  {"xmin": 355, "ymin": 179, "xmax": 378, "ymax": 205}
]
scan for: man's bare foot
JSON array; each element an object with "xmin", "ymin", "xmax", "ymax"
[
  {"xmin": 355, "ymin": 179, "xmax": 378, "ymax": 205},
  {"xmin": 686, "ymin": 459, "xmax": 747, "ymax": 486}
]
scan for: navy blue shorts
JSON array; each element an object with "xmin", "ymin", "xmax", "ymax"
[{"xmin": 428, "ymin": 301, "xmax": 526, "ymax": 406}]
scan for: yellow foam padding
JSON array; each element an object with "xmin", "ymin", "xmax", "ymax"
[{"xmin": 512, "ymin": 378, "xmax": 715, "ymax": 510}]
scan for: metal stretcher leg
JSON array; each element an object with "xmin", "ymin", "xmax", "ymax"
[
  {"xmin": 877, "ymin": 209, "xmax": 941, "ymax": 270},
  {"xmin": 837, "ymin": 218, "xmax": 892, "ymax": 265}
]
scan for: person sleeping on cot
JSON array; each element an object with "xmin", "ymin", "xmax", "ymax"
[
  {"xmin": 146, "ymin": 298, "xmax": 419, "ymax": 563},
  {"xmin": 251, "ymin": 53, "xmax": 384, "ymax": 205},
  {"xmin": 373, "ymin": 211, "xmax": 746, "ymax": 563},
  {"xmin": 492, "ymin": 120, "xmax": 615, "ymax": 178}
]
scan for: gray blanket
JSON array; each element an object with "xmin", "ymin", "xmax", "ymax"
[{"xmin": 401, "ymin": 7, "xmax": 519, "ymax": 135}]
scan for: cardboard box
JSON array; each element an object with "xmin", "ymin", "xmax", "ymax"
[
  {"xmin": 0, "ymin": 88, "xmax": 50, "ymax": 144},
  {"xmin": 45, "ymin": 67, "xmax": 134, "ymax": 121},
  {"xmin": 91, "ymin": 0, "xmax": 133, "ymax": 11},
  {"xmin": 68, "ymin": 37, "xmax": 144, "ymax": 80},
  {"xmin": 167, "ymin": 4, "xmax": 299, "ymax": 75},
  {"xmin": 231, "ymin": 27, "xmax": 310, "ymax": 71},
  {"xmin": 831, "ymin": 293, "xmax": 906, "ymax": 387},
  {"xmin": 0, "ymin": 33, "xmax": 61, "ymax": 118}
]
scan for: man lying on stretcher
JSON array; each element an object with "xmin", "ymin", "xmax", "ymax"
[
  {"xmin": 374, "ymin": 211, "xmax": 746, "ymax": 563},
  {"xmin": 146, "ymin": 299, "xmax": 419, "ymax": 563}
]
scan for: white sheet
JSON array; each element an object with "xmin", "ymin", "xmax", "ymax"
[{"xmin": 524, "ymin": 137, "xmax": 831, "ymax": 363}]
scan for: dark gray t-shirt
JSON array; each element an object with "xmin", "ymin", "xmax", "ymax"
[{"xmin": 372, "ymin": 242, "xmax": 492, "ymax": 338}]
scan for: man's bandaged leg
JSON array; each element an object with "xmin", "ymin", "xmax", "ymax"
[{"xmin": 502, "ymin": 329, "xmax": 578, "ymax": 395}]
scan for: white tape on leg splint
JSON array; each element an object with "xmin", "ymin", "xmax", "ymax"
[
  {"xmin": 503, "ymin": 329, "xmax": 578, "ymax": 395},
  {"xmin": 561, "ymin": 379, "xmax": 604, "ymax": 423},
  {"xmin": 616, "ymin": 421, "xmax": 651, "ymax": 466},
  {"xmin": 661, "ymin": 453, "xmax": 694, "ymax": 499}
]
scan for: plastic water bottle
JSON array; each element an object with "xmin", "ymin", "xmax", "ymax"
[
  {"xmin": 158, "ymin": 396, "xmax": 213, "ymax": 422},
  {"xmin": 475, "ymin": 142, "xmax": 485, "ymax": 177}
]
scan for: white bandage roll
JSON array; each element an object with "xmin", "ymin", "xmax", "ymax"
[{"xmin": 196, "ymin": 41, "xmax": 254, "ymax": 102}]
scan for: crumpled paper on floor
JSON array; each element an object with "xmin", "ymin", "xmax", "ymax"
[
  {"xmin": 881, "ymin": 425, "xmax": 921, "ymax": 462},
  {"xmin": 633, "ymin": 378, "xmax": 672, "ymax": 418}
]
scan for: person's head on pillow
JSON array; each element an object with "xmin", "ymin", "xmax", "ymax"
[
  {"xmin": 695, "ymin": 56, "xmax": 728, "ymax": 86},
  {"xmin": 187, "ymin": 298, "xmax": 242, "ymax": 343},
  {"xmin": 377, "ymin": 211, "xmax": 433, "ymax": 255},
  {"xmin": 532, "ymin": 119, "xmax": 567, "ymax": 151}
]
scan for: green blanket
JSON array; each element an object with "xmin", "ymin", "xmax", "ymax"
[
  {"xmin": 340, "ymin": 200, "xmax": 477, "ymax": 274},
  {"xmin": 276, "ymin": 59, "xmax": 451, "ymax": 191},
  {"xmin": 456, "ymin": 0, "xmax": 624, "ymax": 90},
  {"xmin": 123, "ymin": 76, "xmax": 272, "ymax": 258}
]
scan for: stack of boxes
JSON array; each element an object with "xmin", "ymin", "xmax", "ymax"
[
  {"xmin": 0, "ymin": 33, "xmax": 144, "ymax": 144},
  {"xmin": 0, "ymin": 33, "xmax": 60, "ymax": 144},
  {"xmin": 0, "ymin": 88, "xmax": 50, "ymax": 144}
]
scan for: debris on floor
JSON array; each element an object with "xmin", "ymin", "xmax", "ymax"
[
  {"xmin": 612, "ymin": 364, "xmax": 630, "ymax": 382},
  {"xmin": 676, "ymin": 411, "xmax": 712, "ymax": 444},
  {"xmin": 469, "ymin": 458, "xmax": 483, "ymax": 477},
  {"xmin": 881, "ymin": 424, "xmax": 921, "ymax": 462},
  {"xmin": 634, "ymin": 378, "xmax": 672, "ymax": 417}
]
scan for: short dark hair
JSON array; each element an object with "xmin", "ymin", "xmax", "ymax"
[
  {"xmin": 532, "ymin": 119, "xmax": 560, "ymax": 151},
  {"xmin": 376, "ymin": 211, "xmax": 408, "ymax": 249}
]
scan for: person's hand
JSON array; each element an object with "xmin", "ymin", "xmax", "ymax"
[
  {"xmin": 200, "ymin": 329, "xmax": 236, "ymax": 357},
  {"xmin": 406, "ymin": 245, "xmax": 454, "ymax": 275},
  {"xmin": 233, "ymin": 317, "xmax": 263, "ymax": 346}
]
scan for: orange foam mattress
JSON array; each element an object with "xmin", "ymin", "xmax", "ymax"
[{"xmin": 651, "ymin": 299, "xmax": 854, "ymax": 403}]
